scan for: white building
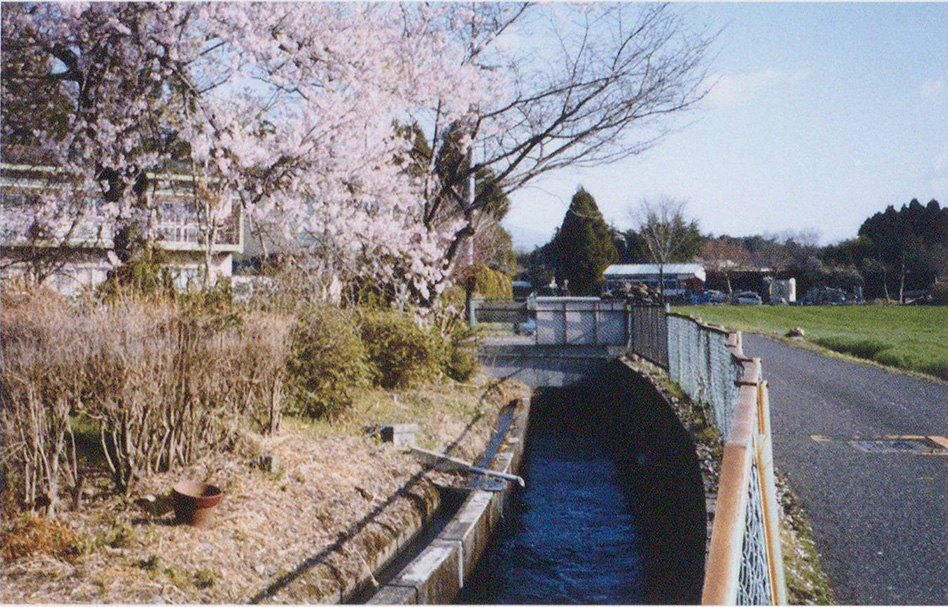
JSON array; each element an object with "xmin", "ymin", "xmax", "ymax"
[
  {"xmin": 603, "ymin": 263, "xmax": 706, "ymax": 296},
  {"xmin": 1, "ymin": 162, "xmax": 243, "ymax": 296}
]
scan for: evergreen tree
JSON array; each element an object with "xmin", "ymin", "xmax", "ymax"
[
  {"xmin": 553, "ymin": 187, "xmax": 618, "ymax": 295},
  {"xmin": 856, "ymin": 199, "xmax": 947, "ymax": 300}
]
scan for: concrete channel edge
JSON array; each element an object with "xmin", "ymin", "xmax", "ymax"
[{"xmin": 364, "ymin": 396, "xmax": 532, "ymax": 605}]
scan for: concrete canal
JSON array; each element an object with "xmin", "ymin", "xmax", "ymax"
[{"xmin": 457, "ymin": 362, "xmax": 707, "ymax": 604}]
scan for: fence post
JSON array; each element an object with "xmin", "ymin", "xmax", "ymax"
[
  {"xmin": 469, "ymin": 298, "xmax": 478, "ymax": 328},
  {"xmin": 562, "ymin": 300, "xmax": 568, "ymax": 345},
  {"xmin": 702, "ymin": 439, "xmax": 754, "ymax": 605},
  {"xmin": 757, "ymin": 381, "xmax": 787, "ymax": 605},
  {"xmin": 658, "ymin": 314, "xmax": 669, "ymax": 370},
  {"xmin": 593, "ymin": 304, "xmax": 600, "ymax": 345}
]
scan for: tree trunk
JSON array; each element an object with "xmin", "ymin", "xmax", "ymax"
[
  {"xmin": 658, "ymin": 265, "xmax": 665, "ymax": 302},
  {"xmin": 202, "ymin": 194, "xmax": 216, "ymax": 289},
  {"xmin": 898, "ymin": 260, "xmax": 906, "ymax": 304},
  {"xmin": 463, "ymin": 156, "xmax": 477, "ymax": 317}
]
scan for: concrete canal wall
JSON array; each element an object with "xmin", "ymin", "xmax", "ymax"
[
  {"xmin": 477, "ymin": 343, "xmax": 628, "ymax": 388},
  {"xmin": 364, "ymin": 397, "xmax": 531, "ymax": 604}
]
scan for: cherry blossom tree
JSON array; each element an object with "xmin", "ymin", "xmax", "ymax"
[
  {"xmin": 404, "ymin": 3, "xmax": 715, "ymax": 303},
  {"xmin": 1, "ymin": 3, "xmax": 486, "ymax": 299},
  {"xmin": 2, "ymin": 3, "xmax": 713, "ymax": 307}
]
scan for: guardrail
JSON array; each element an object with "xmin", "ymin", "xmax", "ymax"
[{"xmin": 661, "ymin": 313, "xmax": 787, "ymax": 605}]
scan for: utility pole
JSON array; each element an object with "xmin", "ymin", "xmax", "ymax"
[
  {"xmin": 467, "ymin": 150, "xmax": 475, "ymax": 267},
  {"xmin": 464, "ymin": 145, "xmax": 476, "ymax": 321}
]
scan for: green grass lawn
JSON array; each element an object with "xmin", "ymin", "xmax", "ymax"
[{"xmin": 672, "ymin": 304, "xmax": 948, "ymax": 379}]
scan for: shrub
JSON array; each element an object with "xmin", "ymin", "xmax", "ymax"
[
  {"xmin": 97, "ymin": 246, "xmax": 175, "ymax": 301},
  {"xmin": 463, "ymin": 264, "xmax": 513, "ymax": 299},
  {"xmin": 81, "ymin": 302, "xmax": 291, "ymax": 493},
  {"xmin": 229, "ymin": 312, "xmax": 292, "ymax": 433},
  {"xmin": 287, "ymin": 306, "xmax": 371, "ymax": 419},
  {"xmin": 1, "ymin": 292, "xmax": 292, "ymax": 501},
  {"xmin": 360, "ymin": 309, "xmax": 445, "ymax": 389},
  {"xmin": 443, "ymin": 326, "xmax": 479, "ymax": 382},
  {"xmin": 1, "ymin": 290, "xmax": 84, "ymax": 515}
]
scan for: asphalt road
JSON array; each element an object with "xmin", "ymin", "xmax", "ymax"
[{"xmin": 742, "ymin": 334, "xmax": 947, "ymax": 605}]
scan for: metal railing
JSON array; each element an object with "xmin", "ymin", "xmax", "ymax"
[
  {"xmin": 470, "ymin": 298, "xmax": 630, "ymax": 347},
  {"xmin": 629, "ymin": 304, "xmax": 668, "ymax": 367},
  {"xmin": 657, "ymin": 313, "xmax": 786, "ymax": 605},
  {"xmin": 1, "ymin": 166, "xmax": 242, "ymax": 251},
  {"xmin": 535, "ymin": 298, "xmax": 627, "ymax": 346}
]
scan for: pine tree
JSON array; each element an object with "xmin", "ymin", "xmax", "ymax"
[{"xmin": 553, "ymin": 187, "xmax": 618, "ymax": 295}]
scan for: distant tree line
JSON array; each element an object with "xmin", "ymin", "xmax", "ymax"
[
  {"xmin": 824, "ymin": 199, "xmax": 947, "ymax": 301},
  {"xmin": 517, "ymin": 194, "xmax": 947, "ymax": 301}
]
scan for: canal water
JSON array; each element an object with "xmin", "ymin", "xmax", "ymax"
[
  {"xmin": 457, "ymin": 405, "xmax": 647, "ymax": 604},
  {"xmin": 457, "ymin": 370, "xmax": 706, "ymax": 604}
]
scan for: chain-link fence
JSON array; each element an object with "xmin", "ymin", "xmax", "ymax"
[
  {"xmin": 654, "ymin": 313, "xmax": 786, "ymax": 606},
  {"xmin": 470, "ymin": 299, "xmax": 531, "ymax": 337},
  {"xmin": 666, "ymin": 314, "xmax": 744, "ymax": 439},
  {"xmin": 534, "ymin": 298, "xmax": 627, "ymax": 346},
  {"xmin": 737, "ymin": 456, "xmax": 773, "ymax": 605},
  {"xmin": 471, "ymin": 298, "xmax": 630, "ymax": 346}
]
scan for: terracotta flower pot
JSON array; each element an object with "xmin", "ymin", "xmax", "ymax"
[{"xmin": 171, "ymin": 481, "xmax": 223, "ymax": 528}]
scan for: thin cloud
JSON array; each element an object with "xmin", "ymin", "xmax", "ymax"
[{"xmin": 702, "ymin": 68, "xmax": 811, "ymax": 109}]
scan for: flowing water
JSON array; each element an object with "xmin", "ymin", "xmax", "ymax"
[{"xmin": 457, "ymin": 423, "xmax": 648, "ymax": 604}]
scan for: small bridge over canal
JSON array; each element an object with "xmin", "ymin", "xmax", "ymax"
[
  {"xmin": 473, "ymin": 297, "xmax": 667, "ymax": 388},
  {"xmin": 471, "ymin": 298, "xmax": 787, "ymax": 606}
]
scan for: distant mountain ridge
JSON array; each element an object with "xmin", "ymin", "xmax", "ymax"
[{"xmin": 504, "ymin": 221, "xmax": 553, "ymax": 252}]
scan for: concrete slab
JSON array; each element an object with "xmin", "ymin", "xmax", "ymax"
[
  {"xmin": 390, "ymin": 539, "xmax": 462, "ymax": 604},
  {"xmin": 441, "ymin": 490, "xmax": 494, "ymax": 579},
  {"xmin": 367, "ymin": 584, "xmax": 417, "ymax": 604}
]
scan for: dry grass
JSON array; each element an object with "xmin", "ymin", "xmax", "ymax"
[
  {"xmin": 0, "ymin": 375, "xmax": 528, "ymax": 604},
  {"xmin": 775, "ymin": 477, "xmax": 835, "ymax": 605},
  {"xmin": 0, "ymin": 514, "xmax": 81, "ymax": 563}
]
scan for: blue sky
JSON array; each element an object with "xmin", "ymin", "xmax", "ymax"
[{"xmin": 502, "ymin": 2, "xmax": 948, "ymax": 250}]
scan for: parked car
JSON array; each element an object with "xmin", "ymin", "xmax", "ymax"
[
  {"xmin": 734, "ymin": 291, "xmax": 762, "ymax": 305},
  {"xmin": 707, "ymin": 290, "xmax": 728, "ymax": 303},
  {"xmin": 689, "ymin": 291, "xmax": 711, "ymax": 305},
  {"xmin": 800, "ymin": 286, "xmax": 850, "ymax": 305}
]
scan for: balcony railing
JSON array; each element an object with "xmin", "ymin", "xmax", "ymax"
[{"xmin": 1, "ymin": 165, "xmax": 242, "ymax": 252}]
